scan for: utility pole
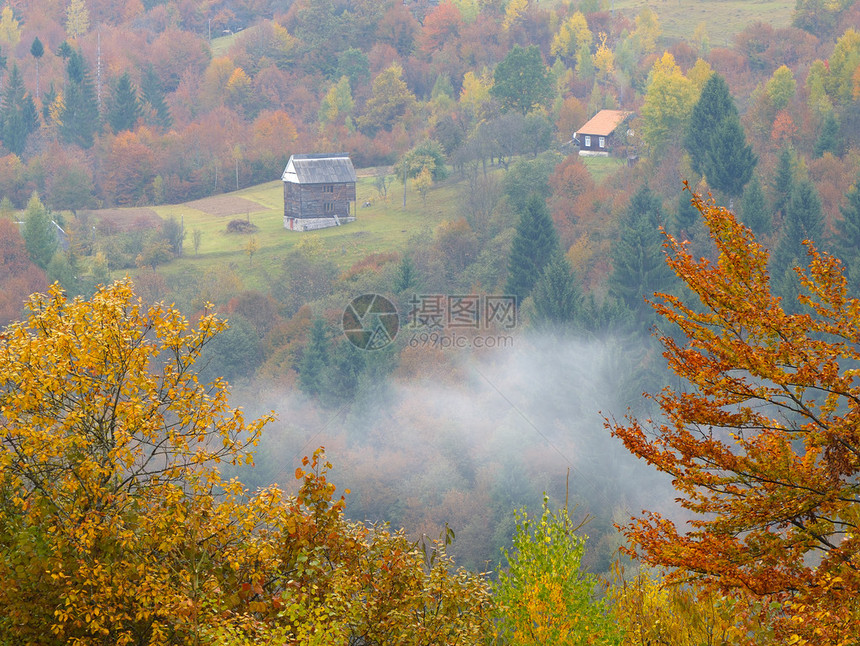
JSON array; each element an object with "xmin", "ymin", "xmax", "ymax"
[
  {"xmin": 97, "ymin": 27, "xmax": 102, "ymax": 113},
  {"xmin": 402, "ymin": 162, "xmax": 407, "ymax": 209}
]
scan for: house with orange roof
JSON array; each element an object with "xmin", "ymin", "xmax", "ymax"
[{"xmin": 573, "ymin": 110, "xmax": 634, "ymax": 157}]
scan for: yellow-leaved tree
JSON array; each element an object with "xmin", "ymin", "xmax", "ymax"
[{"xmin": 0, "ymin": 280, "xmax": 492, "ymax": 645}]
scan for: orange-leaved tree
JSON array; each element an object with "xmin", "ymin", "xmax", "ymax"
[
  {"xmin": 0, "ymin": 279, "xmax": 492, "ymax": 645},
  {"xmin": 607, "ymin": 189, "xmax": 860, "ymax": 645}
]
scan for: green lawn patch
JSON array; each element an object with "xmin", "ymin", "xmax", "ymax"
[
  {"xmin": 581, "ymin": 156, "xmax": 625, "ymax": 183},
  {"xmin": 610, "ymin": 0, "xmax": 794, "ymax": 44},
  {"xmin": 124, "ymin": 171, "xmax": 461, "ymax": 291}
]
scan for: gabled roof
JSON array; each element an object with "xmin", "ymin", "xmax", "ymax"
[
  {"xmin": 282, "ymin": 153, "xmax": 357, "ymax": 184},
  {"xmin": 575, "ymin": 110, "xmax": 633, "ymax": 136}
]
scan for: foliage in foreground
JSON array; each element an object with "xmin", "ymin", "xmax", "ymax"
[
  {"xmin": 0, "ymin": 280, "xmax": 491, "ymax": 645},
  {"xmin": 493, "ymin": 497, "xmax": 620, "ymax": 646},
  {"xmin": 608, "ymin": 565, "xmax": 752, "ymax": 646},
  {"xmin": 608, "ymin": 188, "xmax": 860, "ymax": 645}
]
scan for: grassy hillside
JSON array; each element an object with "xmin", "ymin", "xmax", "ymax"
[
  {"xmin": 105, "ymin": 155, "xmax": 623, "ymax": 291},
  {"xmin": 612, "ymin": 0, "xmax": 794, "ymax": 44},
  {"xmin": 140, "ymin": 171, "xmax": 465, "ymax": 290}
]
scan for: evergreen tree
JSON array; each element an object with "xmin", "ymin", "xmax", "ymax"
[
  {"xmin": 200, "ymin": 315, "xmax": 263, "ymax": 384},
  {"xmin": 394, "ymin": 254, "xmax": 416, "ymax": 292},
  {"xmin": 56, "ymin": 40, "xmax": 72, "ymax": 61},
  {"xmin": 107, "ymin": 72, "xmax": 141, "ymax": 133},
  {"xmin": 685, "ymin": 72, "xmax": 756, "ymax": 198},
  {"xmin": 42, "ymin": 82, "xmax": 56, "ymax": 123},
  {"xmin": 685, "ymin": 73, "xmax": 734, "ymax": 176},
  {"xmin": 60, "ymin": 49, "xmax": 99, "ymax": 148},
  {"xmin": 141, "ymin": 65, "xmax": 172, "ymax": 129},
  {"xmin": 22, "ymin": 193, "xmax": 57, "ymax": 271},
  {"xmin": 771, "ymin": 179, "xmax": 824, "ymax": 304},
  {"xmin": 1, "ymin": 63, "xmax": 39, "ymax": 155},
  {"xmin": 814, "ymin": 110, "xmax": 841, "ymax": 158},
  {"xmin": 321, "ymin": 340, "xmax": 366, "ymax": 407},
  {"xmin": 505, "ymin": 193, "xmax": 560, "ymax": 302},
  {"xmin": 833, "ymin": 176, "xmax": 860, "ymax": 290},
  {"xmin": 609, "ymin": 185, "xmax": 674, "ymax": 326},
  {"xmin": 30, "ymin": 37, "xmax": 43, "ymax": 98},
  {"xmin": 704, "ymin": 114, "xmax": 756, "ymax": 199},
  {"xmin": 298, "ymin": 318, "xmax": 330, "ymax": 398},
  {"xmin": 739, "ymin": 174, "xmax": 771, "ymax": 239},
  {"xmin": 772, "ymin": 146, "xmax": 795, "ymax": 216},
  {"xmin": 531, "ymin": 253, "xmax": 581, "ymax": 330},
  {"xmin": 671, "ymin": 189, "xmax": 699, "ymax": 239}
]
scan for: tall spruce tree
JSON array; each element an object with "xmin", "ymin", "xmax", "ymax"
[
  {"xmin": 531, "ymin": 252, "xmax": 581, "ymax": 330},
  {"xmin": 833, "ymin": 176, "xmax": 860, "ymax": 290},
  {"xmin": 30, "ymin": 37, "xmax": 43, "ymax": 98},
  {"xmin": 771, "ymin": 178, "xmax": 824, "ymax": 305},
  {"xmin": 107, "ymin": 72, "xmax": 142, "ymax": 133},
  {"xmin": 685, "ymin": 72, "xmax": 756, "ymax": 198},
  {"xmin": 684, "ymin": 73, "xmax": 734, "ymax": 176},
  {"xmin": 739, "ymin": 174, "xmax": 771, "ymax": 239},
  {"xmin": 814, "ymin": 110, "xmax": 841, "ymax": 157},
  {"xmin": 609, "ymin": 185, "xmax": 674, "ymax": 326},
  {"xmin": 772, "ymin": 146, "xmax": 795, "ymax": 216},
  {"xmin": 505, "ymin": 193, "xmax": 560, "ymax": 302},
  {"xmin": 1, "ymin": 63, "xmax": 39, "ymax": 155},
  {"xmin": 671, "ymin": 189, "xmax": 700, "ymax": 239},
  {"xmin": 704, "ymin": 114, "xmax": 756, "ymax": 199},
  {"xmin": 141, "ymin": 65, "xmax": 172, "ymax": 129},
  {"xmin": 298, "ymin": 318, "xmax": 330, "ymax": 398},
  {"xmin": 60, "ymin": 49, "xmax": 99, "ymax": 148},
  {"xmin": 394, "ymin": 254, "xmax": 416, "ymax": 292}
]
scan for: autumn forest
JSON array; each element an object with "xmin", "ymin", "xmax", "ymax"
[{"xmin": 0, "ymin": 0, "xmax": 860, "ymax": 644}]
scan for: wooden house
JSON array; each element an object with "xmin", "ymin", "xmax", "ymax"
[
  {"xmin": 573, "ymin": 110, "xmax": 633, "ymax": 157},
  {"xmin": 282, "ymin": 153, "xmax": 357, "ymax": 231}
]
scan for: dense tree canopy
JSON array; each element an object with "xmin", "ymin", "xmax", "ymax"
[
  {"xmin": 491, "ymin": 44, "xmax": 554, "ymax": 115},
  {"xmin": 640, "ymin": 53, "xmax": 698, "ymax": 156}
]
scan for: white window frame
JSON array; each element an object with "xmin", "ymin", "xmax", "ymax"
[
  {"xmin": 599, "ymin": 136, "xmax": 605, "ymax": 148},
  {"xmin": 584, "ymin": 135, "xmax": 591, "ymax": 147}
]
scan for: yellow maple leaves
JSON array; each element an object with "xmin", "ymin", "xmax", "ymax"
[{"xmin": 0, "ymin": 280, "xmax": 491, "ymax": 645}]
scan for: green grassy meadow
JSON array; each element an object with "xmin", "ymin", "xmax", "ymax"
[
  {"xmin": 102, "ymin": 155, "xmax": 624, "ymax": 291},
  {"xmin": 580, "ymin": 156, "xmax": 625, "ymax": 182},
  {"xmin": 608, "ymin": 0, "xmax": 794, "ymax": 44},
  {"xmin": 143, "ymin": 171, "xmax": 463, "ymax": 290}
]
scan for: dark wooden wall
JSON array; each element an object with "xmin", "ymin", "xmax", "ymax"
[{"xmin": 284, "ymin": 182, "xmax": 356, "ymax": 218}]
